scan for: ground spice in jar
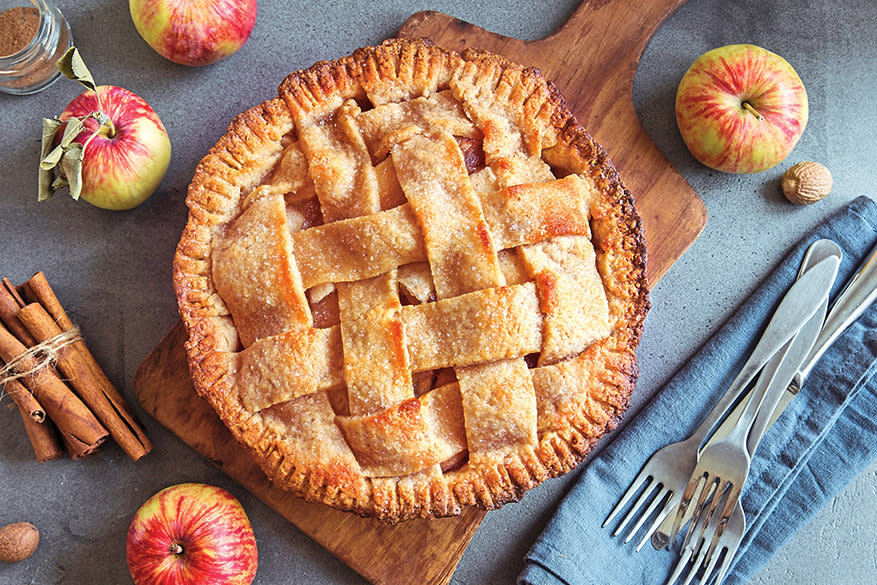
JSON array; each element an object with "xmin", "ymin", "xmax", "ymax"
[{"xmin": 0, "ymin": 6, "xmax": 40, "ymax": 58}]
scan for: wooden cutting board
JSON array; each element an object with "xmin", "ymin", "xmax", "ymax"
[{"xmin": 134, "ymin": 2, "xmax": 706, "ymax": 585}]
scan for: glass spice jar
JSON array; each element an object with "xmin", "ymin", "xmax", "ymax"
[{"xmin": 0, "ymin": 0, "xmax": 72, "ymax": 95}]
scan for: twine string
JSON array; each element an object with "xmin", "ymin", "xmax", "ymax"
[{"xmin": 0, "ymin": 327, "xmax": 82, "ymax": 392}]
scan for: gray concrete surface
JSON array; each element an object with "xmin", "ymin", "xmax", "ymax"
[{"xmin": 0, "ymin": 1, "xmax": 874, "ymax": 584}]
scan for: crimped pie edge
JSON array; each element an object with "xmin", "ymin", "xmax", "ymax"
[{"xmin": 172, "ymin": 38, "xmax": 649, "ymax": 522}]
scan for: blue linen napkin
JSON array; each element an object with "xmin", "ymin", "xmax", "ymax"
[{"xmin": 518, "ymin": 196, "xmax": 877, "ymax": 585}]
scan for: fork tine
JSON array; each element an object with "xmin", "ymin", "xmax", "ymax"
[
  {"xmin": 710, "ymin": 548, "xmax": 734, "ymax": 585},
  {"xmin": 647, "ymin": 473, "xmax": 711, "ymax": 551},
  {"xmin": 664, "ymin": 530, "xmax": 708, "ymax": 585},
  {"xmin": 685, "ymin": 534, "xmax": 712, "ymax": 585},
  {"xmin": 710, "ymin": 503, "xmax": 745, "ymax": 585},
  {"xmin": 612, "ymin": 477, "xmax": 661, "ymax": 537},
  {"xmin": 671, "ymin": 471, "xmax": 708, "ymax": 545},
  {"xmin": 602, "ymin": 470, "xmax": 652, "ymax": 529},
  {"xmin": 624, "ymin": 486, "xmax": 671, "ymax": 543},
  {"xmin": 665, "ymin": 497, "xmax": 710, "ymax": 585},
  {"xmin": 679, "ymin": 539, "xmax": 705, "ymax": 585},
  {"xmin": 704, "ymin": 538, "xmax": 736, "ymax": 585},
  {"xmin": 667, "ymin": 515, "xmax": 713, "ymax": 585},
  {"xmin": 690, "ymin": 485, "xmax": 732, "ymax": 585},
  {"xmin": 636, "ymin": 491, "xmax": 678, "ymax": 551},
  {"xmin": 663, "ymin": 543, "xmax": 694, "ymax": 585},
  {"xmin": 699, "ymin": 543, "xmax": 725, "ymax": 585},
  {"xmin": 679, "ymin": 476, "xmax": 718, "ymax": 550},
  {"xmin": 701, "ymin": 487, "xmax": 738, "ymax": 565}
]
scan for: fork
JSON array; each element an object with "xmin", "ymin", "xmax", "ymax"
[
  {"xmin": 665, "ymin": 290, "xmax": 830, "ymax": 585},
  {"xmin": 664, "ymin": 494, "xmax": 745, "ymax": 585},
  {"xmin": 602, "ymin": 343, "xmax": 776, "ymax": 549},
  {"xmin": 663, "ymin": 256, "xmax": 840, "ymax": 585},
  {"xmin": 661, "ymin": 238, "xmax": 877, "ymax": 585},
  {"xmin": 670, "ymin": 362, "xmax": 770, "ymax": 560},
  {"xmin": 653, "ymin": 239, "xmax": 871, "ymax": 552},
  {"xmin": 663, "ymin": 241, "xmax": 877, "ymax": 585},
  {"xmin": 662, "ymin": 237, "xmax": 877, "ymax": 556},
  {"xmin": 601, "ymin": 251, "xmax": 838, "ymax": 548}
]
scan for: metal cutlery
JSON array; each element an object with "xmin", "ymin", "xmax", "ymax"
[
  {"xmin": 663, "ymin": 251, "xmax": 835, "ymax": 585},
  {"xmin": 768, "ymin": 239, "xmax": 877, "ymax": 427},
  {"xmin": 657, "ymin": 239, "xmax": 877, "ymax": 585},
  {"xmin": 605, "ymin": 235, "xmax": 877, "ymax": 585},
  {"xmin": 651, "ymin": 238, "xmax": 876, "ymax": 550},
  {"xmin": 666, "ymin": 255, "xmax": 838, "ymax": 552},
  {"xmin": 602, "ymin": 250, "xmax": 839, "ymax": 548}
]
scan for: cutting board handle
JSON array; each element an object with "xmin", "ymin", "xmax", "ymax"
[
  {"xmin": 538, "ymin": 0, "xmax": 689, "ymax": 119},
  {"xmin": 548, "ymin": 0, "xmax": 688, "ymax": 53}
]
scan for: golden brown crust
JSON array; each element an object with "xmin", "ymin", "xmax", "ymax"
[{"xmin": 173, "ymin": 38, "xmax": 649, "ymax": 522}]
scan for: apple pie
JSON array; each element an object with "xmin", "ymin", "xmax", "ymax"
[{"xmin": 173, "ymin": 38, "xmax": 649, "ymax": 522}]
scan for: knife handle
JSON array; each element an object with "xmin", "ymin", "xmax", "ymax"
[
  {"xmin": 797, "ymin": 240, "xmax": 877, "ymax": 382},
  {"xmin": 704, "ymin": 240, "xmax": 840, "ymax": 454},
  {"xmin": 747, "ymin": 299, "xmax": 827, "ymax": 454},
  {"xmin": 688, "ymin": 255, "xmax": 839, "ymax": 448}
]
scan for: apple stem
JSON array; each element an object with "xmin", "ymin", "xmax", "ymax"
[
  {"xmin": 93, "ymin": 111, "xmax": 115, "ymax": 138},
  {"xmin": 169, "ymin": 543, "xmax": 184, "ymax": 555},
  {"xmin": 74, "ymin": 111, "xmax": 115, "ymax": 173},
  {"xmin": 742, "ymin": 101, "xmax": 765, "ymax": 121}
]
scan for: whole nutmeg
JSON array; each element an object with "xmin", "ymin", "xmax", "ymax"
[
  {"xmin": 0, "ymin": 522, "xmax": 40, "ymax": 563},
  {"xmin": 782, "ymin": 161, "xmax": 832, "ymax": 204}
]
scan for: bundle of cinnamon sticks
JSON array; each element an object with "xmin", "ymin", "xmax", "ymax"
[{"xmin": 0, "ymin": 272, "xmax": 151, "ymax": 462}]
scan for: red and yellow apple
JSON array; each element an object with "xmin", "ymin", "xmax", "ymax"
[
  {"xmin": 56, "ymin": 85, "xmax": 171, "ymax": 210},
  {"xmin": 126, "ymin": 483, "xmax": 258, "ymax": 585},
  {"xmin": 675, "ymin": 44, "xmax": 808, "ymax": 174},
  {"xmin": 129, "ymin": 0, "xmax": 258, "ymax": 66}
]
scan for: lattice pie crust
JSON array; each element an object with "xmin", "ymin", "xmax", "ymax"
[{"xmin": 173, "ymin": 39, "xmax": 649, "ymax": 522}]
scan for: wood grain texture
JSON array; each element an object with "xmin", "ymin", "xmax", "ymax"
[{"xmin": 135, "ymin": 3, "xmax": 706, "ymax": 584}]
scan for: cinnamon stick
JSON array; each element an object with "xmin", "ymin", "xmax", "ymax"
[
  {"xmin": 0, "ymin": 280, "xmax": 35, "ymax": 347},
  {"xmin": 21, "ymin": 273, "xmax": 153, "ymax": 459},
  {"xmin": 59, "ymin": 428, "xmax": 103, "ymax": 460},
  {"xmin": 17, "ymin": 302, "xmax": 152, "ymax": 460},
  {"xmin": 0, "ymin": 322, "xmax": 108, "ymax": 457},
  {"xmin": 3, "ymin": 374, "xmax": 46, "ymax": 423},
  {"xmin": 2, "ymin": 278, "xmax": 26, "ymax": 306},
  {"xmin": 21, "ymin": 272, "xmax": 74, "ymax": 329},
  {"xmin": 7, "ymin": 378, "xmax": 64, "ymax": 462}
]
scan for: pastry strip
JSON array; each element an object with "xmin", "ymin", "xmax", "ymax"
[
  {"xmin": 236, "ymin": 326, "xmax": 343, "ymax": 412},
  {"xmin": 357, "ymin": 91, "xmax": 478, "ymax": 160},
  {"xmin": 456, "ymin": 358, "xmax": 538, "ymax": 458},
  {"xmin": 338, "ymin": 272, "xmax": 414, "ymax": 416},
  {"xmin": 401, "ymin": 282, "xmax": 542, "ymax": 371},
  {"xmin": 291, "ymin": 176, "xmax": 594, "ymax": 289},
  {"xmin": 392, "ymin": 131, "xmax": 504, "ymax": 298},
  {"xmin": 296, "ymin": 100, "xmax": 380, "ymax": 222},
  {"xmin": 213, "ymin": 191, "xmax": 311, "ymax": 347},
  {"xmin": 519, "ymin": 235, "xmax": 611, "ymax": 364},
  {"xmin": 336, "ymin": 383, "xmax": 467, "ymax": 477}
]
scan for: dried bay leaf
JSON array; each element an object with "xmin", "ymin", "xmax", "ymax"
[
  {"xmin": 60, "ymin": 142, "xmax": 85, "ymax": 201},
  {"xmin": 38, "ymin": 48, "xmax": 103, "ymax": 203},
  {"xmin": 56, "ymin": 47, "xmax": 96, "ymax": 93},
  {"xmin": 59, "ymin": 117, "xmax": 85, "ymax": 148},
  {"xmin": 40, "ymin": 118, "xmax": 62, "ymax": 157},
  {"xmin": 38, "ymin": 118, "xmax": 63, "ymax": 202},
  {"xmin": 39, "ymin": 145, "xmax": 64, "ymax": 170}
]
